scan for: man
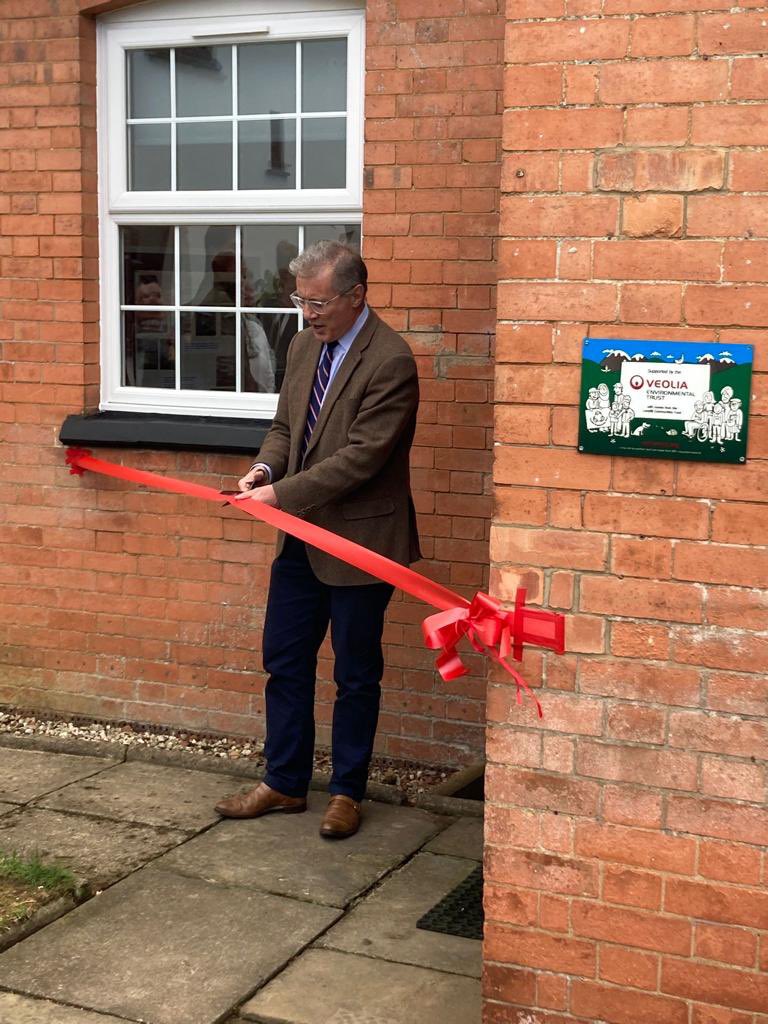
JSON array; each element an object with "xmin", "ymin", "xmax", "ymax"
[{"xmin": 215, "ymin": 241, "xmax": 420, "ymax": 839}]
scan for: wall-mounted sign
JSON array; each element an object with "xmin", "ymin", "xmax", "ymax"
[{"xmin": 578, "ymin": 339, "xmax": 753, "ymax": 464}]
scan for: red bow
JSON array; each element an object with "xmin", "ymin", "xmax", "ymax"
[{"xmin": 422, "ymin": 588, "xmax": 564, "ymax": 718}]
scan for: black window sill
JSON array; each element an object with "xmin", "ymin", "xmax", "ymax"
[{"xmin": 59, "ymin": 412, "xmax": 270, "ymax": 455}]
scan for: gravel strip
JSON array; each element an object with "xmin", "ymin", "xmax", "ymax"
[{"xmin": 0, "ymin": 709, "xmax": 451, "ymax": 804}]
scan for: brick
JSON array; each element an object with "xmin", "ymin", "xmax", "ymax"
[
  {"xmin": 498, "ymin": 281, "xmax": 617, "ymax": 321},
  {"xmin": 485, "ymin": 920, "xmax": 596, "ymax": 976},
  {"xmin": 503, "ymin": 108, "xmax": 623, "ymax": 152},
  {"xmin": 609, "ymin": 622, "xmax": 671, "ymax": 661},
  {"xmin": 667, "ymin": 795, "xmax": 768, "ymax": 846},
  {"xmin": 605, "ymin": 704, "xmax": 666, "ymax": 745},
  {"xmin": 611, "ymin": 537, "xmax": 672, "ymax": 580},
  {"xmin": 695, "ymin": 922, "xmax": 757, "ymax": 969},
  {"xmin": 698, "ymin": 840, "xmax": 763, "ymax": 887},
  {"xmin": 583, "ymin": 493, "xmax": 708, "ymax": 540},
  {"xmin": 603, "ymin": 239, "xmax": 724, "ymax": 283},
  {"xmin": 662, "ymin": 959, "xmax": 768, "ymax": 1015},
  {"xmin": 577, "ymin": 740, "xmax": 698, "ymax": 792},
  {"xmin": 621, "ymin": 283, "xmax": 682, "ymax": 324},
  {"xmin": 491, "ymin": 524, "xmax": 606, "ymax": 571},
  {"xmin": 598, "ymin": 149, "xmax": 725, "ymax": 194},
  {"xmin": 603, "ymin": 865, "xmax": 662, "ymax": 911},
  {"xmin": 668, "ymin": 709, "xmax": 768, "ymax": 762},
  {"xmin": 699, "ymin": 12, "xmax": 768, "ymax": 56},
  {"xmin": 495, "ymin": 446, "xmax": 612, "ymax": 491},
  {"xmin": 505, "ymin": 19, "xmax": 629, "ymax": 63},
  {"xmin": 572, "ymin": 901, "xmax": 691, "ymax": 956},
  {"xmin": 504, "ymin": 65, "xmax": 561, "ymax": 107},
  {"xmin": 622, "ymin": 195, "xmax": 682, "ymax": 239},
  {"xmin": 730, "ymin": 151, "xmax": 768, "ymax": 191},
  {"xmin": 487, "ymin": 763, "xmax": 600, "ymax": 816},
  {"xmin": 599, "ymin": 945, "xmax": 659, "ymax": 991},
  {"xmin": 486, "ymin": 847, "xmax": 598, "ymax": 897},
  {"xmin": 705, "ymin": 587, "xmax": 768, "ymax": 632},
  {"xmin": 675, "ymin": 542, "xmax": 768, "ymax": 589},
  {"xmin": 581, "ymin": 575, "xmax": 702, "ymax": 623},
  {"xmin": 688, "ymin": 196, "xmax": 768, "ymax": 238},
  {"xmin": 625, "ymin": 106, "xmax": 689, "ymax": 146},
  {"xmin": 673, "ymin": 626, "xmax": 768, "ymax": 674},
  {"xmin": 498, "ymin": 239, "xmax": 557, "ymax": 280},
  {"xmin": 631, "ymin": 14, "xmax": 695, "ymax": 57},
  {"xmin": 603, "ymin": 785, "xmax": 663, "ymax": 829},
  {"xmin": 495, "ymin": 364, "xmax": 578, "ymax": 403},
  {"xmin": 501, "ymin": 196, "xmax": 619, "ymax": 238},
  {"xmin": 575, "ymin": 822, "xmax": 696, "ymax": 874},
  {"xmin": 723, "ymin": 242, "xmax": 768, "ymax": 283},
  {"xmin": 571, "ymin": 980, "xmax": 687, "ymax": 1024},
  {"xmin": 692, "ymin": 105, "xmax": 768, "ymax": 147},
  {"xmin": 731, "ymin": 56, "xmax": 768, "ymax": 101},
  {"xmin": 687, "ymin": 285, "xmax": 768, "ymax": 327}
]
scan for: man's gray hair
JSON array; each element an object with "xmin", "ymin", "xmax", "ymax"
[{"xmin": 289, "ymin": 240, "xmax": 368, "ymax": 294}]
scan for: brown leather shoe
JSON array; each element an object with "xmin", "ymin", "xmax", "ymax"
[
  {"xmin": 319, "ymin": 795, "xmax": 361, "ymax": 839},
  {"xmin": 215, "ymin": 782, "xmax": 307, "ymax": 819}
]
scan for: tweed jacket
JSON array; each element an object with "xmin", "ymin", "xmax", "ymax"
[{"xmin": 256, "ymin": 308, "xmax": 421, "ymax": 585}]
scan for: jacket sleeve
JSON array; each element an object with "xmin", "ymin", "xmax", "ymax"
[{"xmin": 272, "ymin": 353, "xmax": 418, "ymax": 516}]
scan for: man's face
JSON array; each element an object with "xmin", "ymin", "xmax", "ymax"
[{"xmin": 295, "ymin": 264, "xmax": 364, "ymax": 344}]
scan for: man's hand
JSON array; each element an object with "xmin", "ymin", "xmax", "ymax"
[
  {"xmin": 237, "ymin": 466, "xmax": 268, "ymax": 493},
  {"xmin": 233, "ymin": 483, "xmax": 278, "ymax": 506}
]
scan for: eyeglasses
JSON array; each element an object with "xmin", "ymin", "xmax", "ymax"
[{"xmin": 289, "ymin": 287, "xmax": 354, "ymax": 315}]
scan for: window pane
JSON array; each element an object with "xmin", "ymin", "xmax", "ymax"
[
  {"xmin": 180, "ymin": 311, "xmax": 236, "ymax": 390},
  {"xmin": 301, "ymin": 118, "xmax": 346, "ymax": 188},
  {"xmin": 128, "ymin": 49, "xmax": 171, "ymax": 119},
  {"xmin": 302, "ymin": 39, "xmax": 346, "ymax": 113},
  {"xmin": 241, "ymin": 225, "xmax": 299, "ymax": 308},
  {"xmin": 239, "ymin": 119, "xmax": 296, "ymax": 190},
  {"xmin": 179, "ymin": 225, "xmax": 236, "ymax": 307},
  {"xmin": 304, "ymin": 223, "xmax": 361, "ymax": 251},
  {"xmin": 238, "ymin": 42, "xmax": 296, "ymax": 116},
  {"xmin": 177, "ymin": 122, "xmax": 233, "ymax": 190},
  {"xmin": 122, "ymin": 225, "xmax": 175, "ymax": 305},
  {"xmin": 123, "ymin": 311, "xmax": 175, "ymax": 389},
  {"xmin": 175, "ymin": 45, "xmax": 233, "ymax": 118},
  {"xmin": 128, "ymin": 124, "xmax": 171, "ymax": 191},
  {"xmin": 242, "ymin": 313, "xmax": 282, "ymax": 393}
]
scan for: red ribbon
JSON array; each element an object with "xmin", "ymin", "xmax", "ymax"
[{"xmin": 65, "ymin": 448, "xmax": 565, "ymax": 716}]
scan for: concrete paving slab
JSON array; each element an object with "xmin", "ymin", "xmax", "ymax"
[
  {"xmin": 0, "ymin": 748, "xmax": 116, "ymax": 804},
  {"xmin": 158, "ymin": 799, "xmax": 449, "ymax": 908},
  {"xmin": 423, "ymin": 816, "xmax": 483, "ymax": 861},
  {"xmin": 0, "ymin": 866, "xmax": 339, "ymax": 1024},
  {"xmin": 240, "ymin": 948, "xmax": 482, "ymax": 1024},
  {"xmin": 319, "ymin": 852, "xmax": 481, "ymax": 977},
  {"xmin": 0, "ymin": 992, "xmax": 129, "ymax": 1024},
  {"xmin": 37, "ymin": 760, "xmax": 242, "ymax": 831},
  {"xmin": 0, "ymin": 807, "xmax": 187, "ymax": 888}
]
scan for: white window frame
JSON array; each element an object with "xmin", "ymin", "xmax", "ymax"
[{"xmin": 97, "ymin": 1, "xmax": 364, "ymax": 419}]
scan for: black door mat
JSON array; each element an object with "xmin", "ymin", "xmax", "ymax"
[{"xmin": 416, "ymin": 865, "xmax": 483, "ymax": 941}]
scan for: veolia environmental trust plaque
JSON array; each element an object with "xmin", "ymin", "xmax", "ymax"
[{"xmin": 578, "ymin": 338, "xmax": 753, "ymax": 464}]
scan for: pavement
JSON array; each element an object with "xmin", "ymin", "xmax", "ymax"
[{"xmin": 0, "ymin": 746, "xmax": 483, "ymax": 1024}]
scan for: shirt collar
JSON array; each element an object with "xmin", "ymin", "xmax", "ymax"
[{"xmin": 335, "ymin": 304, "xmax": 369, "ymax": 355}]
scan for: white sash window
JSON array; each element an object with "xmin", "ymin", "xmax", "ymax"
[{"xmin": 97, "ymin": 1, "xmax": 364, "ymax": 418}]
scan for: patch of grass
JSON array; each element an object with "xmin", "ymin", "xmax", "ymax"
[
  {"xmin": 0, "ymin": 850, "xmax": 76, "ymax": 933},
  {"xmin": 0, "ymin": 850, "xmax": 74, "ymax": 891}
]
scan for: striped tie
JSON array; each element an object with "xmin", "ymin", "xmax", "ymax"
[{"xmin": 302, "ymin": 341, "xmax": 338, "ymax": 457}]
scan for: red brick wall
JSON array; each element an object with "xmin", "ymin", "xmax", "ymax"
[
  {"xmin": 486, "ymin": 3, "xmax": 768, "ymax": 1022},
  {"xmin": 0, "ymin": 0, "xmax": 501, "ymax": 766}
]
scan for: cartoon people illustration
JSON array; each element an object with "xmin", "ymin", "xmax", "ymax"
[
  {"xmin": 619, "ymin": 394, "xmax": 634, "ymax": 438},
  {"xmin": 585, "ymin": 387, "xmax": 600, "ymax": 432},
  {"xmin": 683, "ymin": 401, "xmax": 705, "ymax": 439},
  {"xmin": 727, "ymin": 398, "xmax": 743, "ymax": 441},
  {"xmin": 596, "ymin": 382, "xmax": 611, "ymax": 432}
]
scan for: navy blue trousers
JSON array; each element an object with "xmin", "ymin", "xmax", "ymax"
[{"xmin": 262, "ymin": 536, "xmax": 394, "ymax": 802}]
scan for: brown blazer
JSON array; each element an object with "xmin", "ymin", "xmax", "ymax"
[{"xmin": 256, "ymin": 308, "xmax": 421, "ymax": 585}]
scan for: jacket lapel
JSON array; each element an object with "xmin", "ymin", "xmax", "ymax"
[{"xmin": 302, "ymin": 309, "xmax": 379, "ymax": 460}]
